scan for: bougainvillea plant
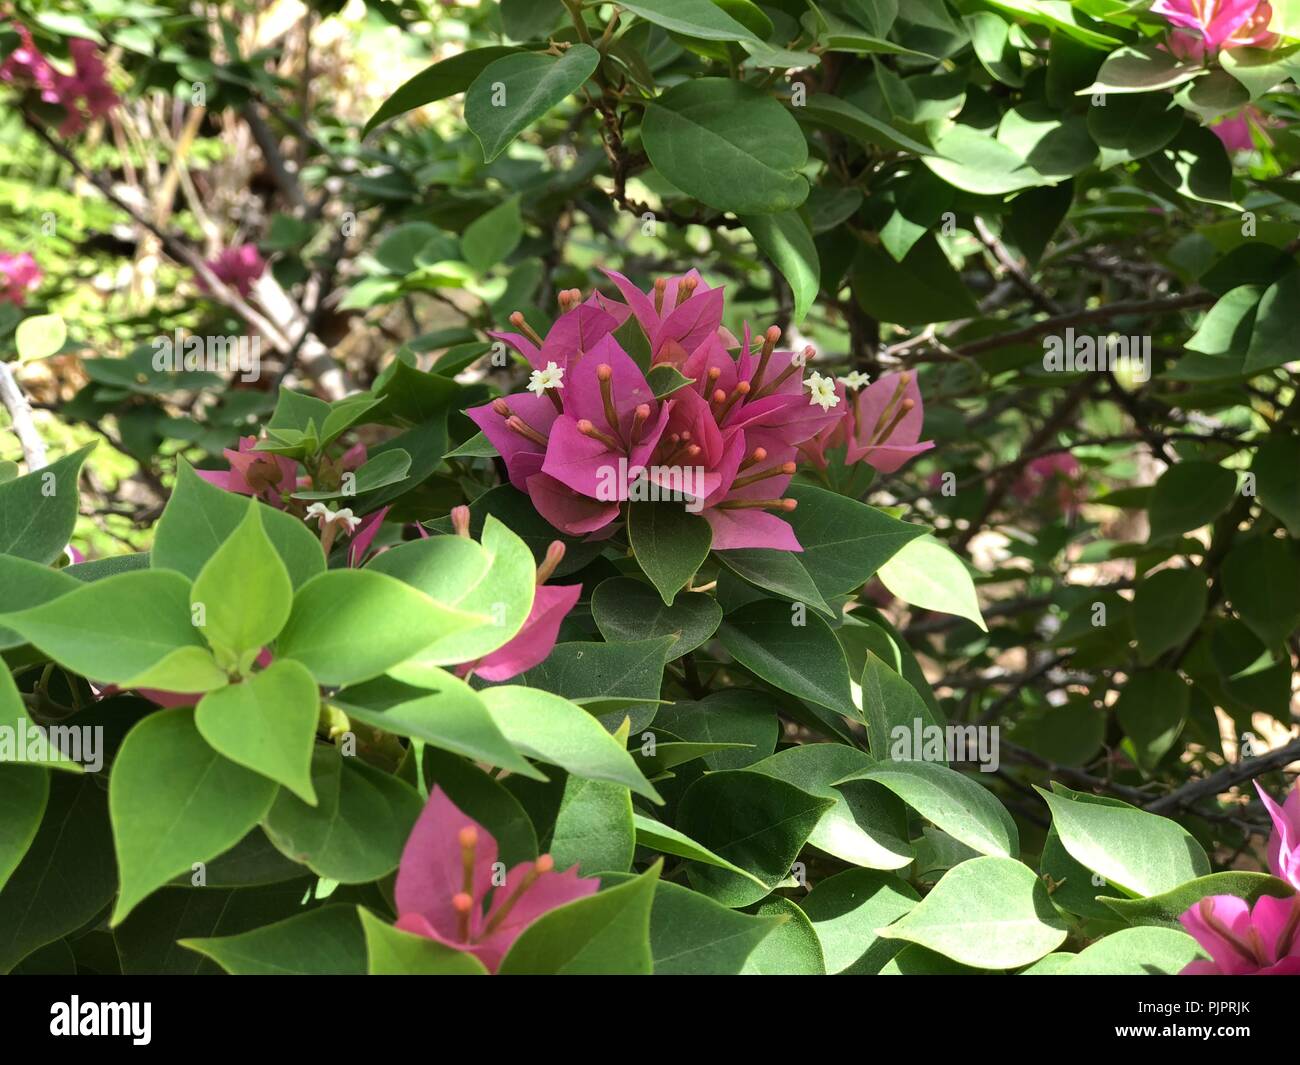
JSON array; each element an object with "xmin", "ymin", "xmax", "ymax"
[{"xmin": 1, "ymin": 0, "xmax": 1299, "ymax": 988}]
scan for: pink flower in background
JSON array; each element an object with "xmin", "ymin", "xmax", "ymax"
[
  {"xmin": 0, "ymin": 252, "xmax": 42, "ymax": 305},
  {"xmin": 455, "ymin": 530, "xmax": 580, "ymax": 681},
  {"xmin": 395, "ymin": 787, "xmax": 598, "ymax": 972},
  {"xmin": 198, "ymin": 245, "xmax": 266, "ymax": 298},
  {"xmin": 1154, "ymin": 0, "xmax": 1278, "ymax": 53},
  {"xmin": 1011, "ymin": 453, "xmax": 1087, "ymax": 518},
  {"xmin": 1210, "ymin": 106, "xmax": 1274, "ymax": 153},
  {"xmin": 1255, "ymin": 780, "xmax": 1300, "ymax": 890},
  {"xmin": 1179, "ymin": 893, "xmax": 1300, "ymax": 974},
  {"xmin": 841, "ymin": 372, "xmax": 934, "ymax": 473},
  {"xmin": 0, "ymin": 26, "xmax": 118, "ymax": 135},
  {"xmin": 197, "ymin": 436, "xmax": 298, "ymax": 507}
]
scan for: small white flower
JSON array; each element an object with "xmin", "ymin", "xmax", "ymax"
[
  {"xmin": 838, "ymin": 371, "xmax": 871, "ymax": 390},
  {"xmin": 527, "ymin": 361, "xmax": 565, "ymax": 396},
  {"xmin": 805, "ymin": 371, "xmax": 840, "ymax": 412},
  {"xmin": 306, "ymin": 502, "xmax": 361, "ymax": 532}
]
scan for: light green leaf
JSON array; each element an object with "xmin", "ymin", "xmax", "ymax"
[
  {"xmin": 110, "ymin": 708, "xmax": 280, "ymax": 923},
  {"xmin": 878, "ymin": 855, "xmax": 1068, "ymax": 969},
  {"xmin": 15, "ymin": 314, "xmax": 66, "ymax": 362},
  {"xmin": 1037, "ymin": 783, "xmax": 1210, "ymax": 897},
  {"xmin": 498, "ymin": 861, "xmax": 661, "ymax": 974},
  {"xmin": 0, "ymin": 570, "xmax": 227, "ymax": 692},
  {"xmin": 277, "ymin": 569, "xmax": 484, "ymax": 686},
  {"xmin": 357, "ymin": 907, "xmax": 488, "ymax": 974},
  {"xmin": 838, "ymin": 760, "xmax": 1019, "ymax": 859},
  {"xmin": 191, "ymin": 500, "xmax": 293, "ymax": 666},
  {"xmin": 877, "ymin": 535, "xmax": 986, "ymax": 631},
  {"xmin": 478, "ymin": 686, "xmax": 661, "ymax": 802},
  {"xmin": 195, "ymin": 660, "xmax": 320, "ymax": 804}
]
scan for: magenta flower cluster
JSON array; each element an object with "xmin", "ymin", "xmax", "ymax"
[
  {"xmin": 469, "ymin": 272, "xmax": 933, "ymax": 552},
  {"xmin": 0, "ymin": 24, "xmax": 118, "ymax": 135}
]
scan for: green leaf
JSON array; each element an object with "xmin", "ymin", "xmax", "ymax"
[
  {"xmin": 478, "ymin": 686, "xmax": 661, "ymax": 802},
  {"xmin": 462, "ymin": 196, "xmax": 523, "ymax": 272},
  {"xmin": 1081, "ymin": 46, "xmax": 1204, "ymax": 94},
  {"xmin": 627, "ymin": 501, "xmax": 713, "ymax": 605},
  {"xmin": 357, "ymin": 907, "xmax": 488, "ymax": 974},
  {"xmin": 422, "ymin": 748, "xmax": 538, "ymax": 866},
  {"xmin": 677, "ymin": 769, "xmax": 835, "ymax": 907},
  {"xmin": 190, "ymin": 500, "xmax": 293, "ymax": 666},
  {"xmin": 1133, "ymin": 567, "xmax": 1208, "ymax": 664},
  {"xmin": 368, "ymin": 517, "xmax": 535, "ymax": 666},
  {"xmin": 618, "ymin": 0, "xmax": 761, "ymax": 42},
  {"xmin": 877, "ymin": 535, "xmax": 986, "ymax": 630},
  {"xmin": 851, "ymin": 237, "xmax": 979, "ymax": 325},
  {"xmin": 923, "ymin": 125, "xmax": 1039, "ymax": 195},
  {"xmin": 195, "ymin": 660, "xmax": 320, "ymax": 803},
  {"xmin": 640, "ymin": 878, "xmax": 782, "ymax": 975},
  {"xmin": 0, "ymin": 773, "xmax": 114, "ymax": 973},
  {"xmin": 277, "ymin": 569, "xmax": 483, "ymax": 686},
  {"xmin": 838, "ymin": 760, "xmax": 1019, "ymax": 859},
  {"xmin": 0, "ymin": 570, "xmax": 227, "ymax": 692},
  {"xmin": 0, "ymin": 554, "xmax": 78, "ymax": 648},
  {"xmin": 549, "ymin": 775, "xmax": 634, "ymax": 876},
  {"xmin": 1222, "ymin": 537, "xmax": 1300, "ymax": 647},
  {"xmin": 363, "ymin": 46, "xmax": 517, "ymax": 135},
  {"xmin": 719, "ymin": 599, "xmax": 855, "ymax": 716},
  {"xmin": 465, "ymin": 45, "xmax": 600, "ymax": 162},
  {"xmin": 336, "ymin": 669, "xmax": 539, "ymax": 778},
  {"xmin": 802, "ymin": 868, "xmax": 919, "ymax": 973},
  {"xmin": 1245, "ymin": 271, "xmax": 1300, "ymax": 371},
  {"xmin": 113, "ymin": 882, "xmax": 312, "ymax": 974},
  {"xmin": 653, "ymin": 689, "xmax": 780, "ymax": 770},
  {"xmin": 15, "ymin": 313, "xmax": 66, "ymax": 362},
  {"xmin": 1101, "ymin": 871, "xmax": 1294, "ymax": 931},
  {"xmin": 514, "ymin": 636, "xmax": 673, "ymax": 733},
  {"xmin": 1087, "ymin": 92, "xmax": 1182, "ymax": 168},
  {"xmin": 860, "ymin": 652, "xmax": 945, "ymax": 764},
  {"xmin": 1025, "ymin": 927, "xmax": 1202, "ymax": 975},
  {"xmin": 716, "ymin": 548, "xmax": 835, "ymax": 617},
  {"xmin": 749, "ymin": 743, "xmax": 913, "ymax": 870},
  {"xmin": 110, "ymin": 708, "xmax": 279, "ymax": 923},
  {"xmin": 878, "ymin": 855, "xmax": 1068, "ymax": 969},
  {"xmin": 262, "ymin": 748, "xmax": 422, "ymax": 883},
  {"xmin": 0, "ymin": 765, "xmax": 48, "ymax": 890},
  {"xmin": 642, "ymin": 78, "xmax": 809, "ymax": 215},
  {"xmin": 591, "ymin": 577, "xmax": 722, "ymax": 658},
  {"xmin": 739, "ymin": 896, "xmax": 825, "ymax": 974},
  {"xmin": 1147, "ymin": 461, "xmax": 1237, "ymax": 542},
  {"xmin": 742, "ymin": 211, "xmax": 819, "ymax": 324},
  {"xmin": 498, "ymin": 861, "xmax": 661, "ymax": 975},
  {"xmin": 786, "ymin": 485, "xmax": 929, "ymax": 599},
  {"xmin": 181, "ymin": 906, "xmax": 366, "ymax": 975},
  {"xmin": 153, "ymin": 463, "xmax": 324, "ymax": 590},
  {"xmin": 1254, "ymin": 434, "xmax": 1300, "ymax": 537},
  {"xmin": 1037, "ymin": 783, "xmax": 1210, "ymax": 897},
  {"xmin": 0, "ymin": 442, "xmax": 93, "ymax": 564},
  {"xmin": 1115, "ymin": 670, "xmax": 1189, "ymax": 773},
  {"xmin": 632, "ymin": 813, "xmax": 768, "ymax": 889}
]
